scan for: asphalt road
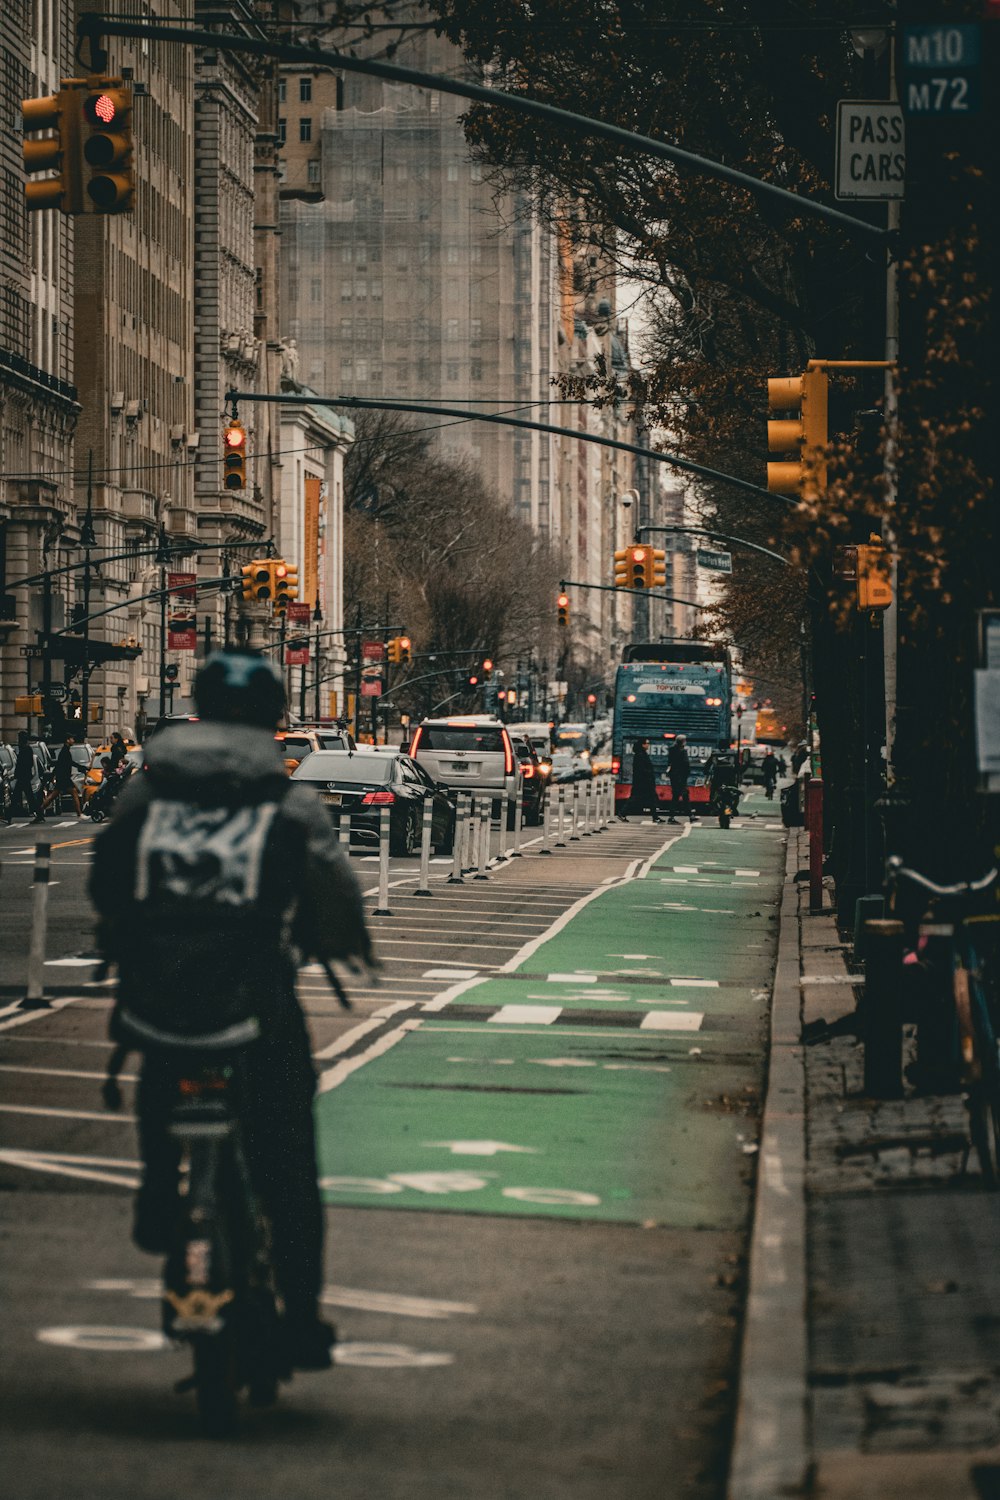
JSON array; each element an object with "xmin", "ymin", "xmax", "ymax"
[{"xmin": 0, "ymin": 789, "xmax": 786, "ymax": 1499}]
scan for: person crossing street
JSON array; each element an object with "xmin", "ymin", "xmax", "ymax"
[{"xmin": 667, "ymin": 734, "xmax": 695, "ymax": 823}]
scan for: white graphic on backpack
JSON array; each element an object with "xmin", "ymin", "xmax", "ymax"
[{"xmin": 134, "ymin": 801, "xmax": 279, "ymax": 905}]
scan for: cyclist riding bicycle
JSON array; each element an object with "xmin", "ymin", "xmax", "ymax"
[{"xmin": 90, "ymin": 651, "xmax": 373, "ymax": 1371}]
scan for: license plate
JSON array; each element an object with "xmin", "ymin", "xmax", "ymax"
[
  {"xmin": 322, "ymin": 792, "xmax": 342, "ymax": 806},
  {"xmin": 449, "ymin": 761, "xmax": 480, "ymax": 773}
]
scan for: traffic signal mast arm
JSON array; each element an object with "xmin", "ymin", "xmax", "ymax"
[
  {"xmin": 79, "ymin": 14, "xmax": 887, "ymax": 241},
  {"xmin": 562, "ymin": 577, "xmax": 707, "ymax": 611}
]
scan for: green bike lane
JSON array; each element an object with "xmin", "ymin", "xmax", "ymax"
[{"xmin": 315, "ymin": 822, "xmax": 785, "ymax": 1229}]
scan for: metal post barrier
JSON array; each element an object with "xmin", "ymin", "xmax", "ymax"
[
  {"xmin": 463, "ymin": 793, "xmax": 476, "ymax": 874},
  {"xmin": 337, "ymin": 810, "xmax": 351, "ymax": 857},
  {"xmin": 539, "ymin": 785, "xmax": 553, "ymax": 854},
  {"xmin": 569, "ymin": 782, "xmax": 581, "ymax": 840},
  {"xmin": 554, "ymin": 786, "xmax": 567, "ymax": 847},
  {"xmin": 510, "ymin": 782, "xmax": 524, "ymax": 857},
  {"xmin": 474, "ymin": 798, "xmax": 490, "ymax": 879},
  {"xmin": 23, "ymin": 839, "xmax": 52, "ymax": 1009},
  {"xmin": 373, "ymin": 806, "xmax": 393, "ymax": 915},
  {"xmin": 806, "ymin": 777, "xmax": 824, "ymax": 912},
  {"xmin": 415, "ymin": 798, "xmax": 434, "ymax": 896},
  {"xmin": 498, "ymin": 787, "xmax": 510, "ymax": 860},
  {"xmin": 862, "ymin": 918, "xmax": 904, "ymax": 1098},
  {"xmin": 592, "ymin": 775, "xmax": 604, "ymax": 832},
  {"xmin": 448, "ymin": 794, "xmax": 467, "ymax": 883},
  {"xmin": 581, "ymin": 779, "xmax": 592, "ymax": 836}
]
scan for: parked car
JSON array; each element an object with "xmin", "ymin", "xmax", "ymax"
[
  {"xmin": 290, "ymin": 747, "xmax": 456, "ymax": 855},
  {"xmin": 408, "ymin": 715, "xmax": 522, "ymax": 810},
  {"xmin": 510, "ymin": 734, "xmax": 549, "ymax": 826}
]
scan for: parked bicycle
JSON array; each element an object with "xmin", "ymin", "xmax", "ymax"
[{"xmin": 887, "ymin": 856, "xmax": 1000, "ymax": 1183}]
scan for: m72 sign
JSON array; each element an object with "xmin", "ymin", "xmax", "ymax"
[
  {"xmin": 835, "ymin": 103, "xmax": 905, "ymax": 200},
  {"xmin": 901, "ymin": 24, "xmax": 981, "ymax": 116}
]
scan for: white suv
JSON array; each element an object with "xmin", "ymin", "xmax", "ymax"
[{"xmin": 408, "ymin": 715, "xmax": 522, "ymax": 805}]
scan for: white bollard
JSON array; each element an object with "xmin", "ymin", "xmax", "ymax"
[
  {"xmin": 581, "ymin": 779, "xmax": 592, "ymax": 836},
  {"xmin": 23, "ymin": 839, "xmax": 52, "ymax": 1009},
  {"xmin": 337, "ymin": 808, "xmax": 351, "ymax": 855},
  {"xmin": 510, "ymin": 782, "xmax": 524, "ymax": 857},
  {"xmin": 415, "ymin": 797, "xmax": 434, "ymax": 896},
  {"xmin": 569, "ymin": 782, "xmax": 581, "ymax": 840},
  {"xmin": 555, "ymin": 786, "xmax": 567, "ymax": 847},
  {"xmin": 373, "ymin": 806, "xmax": 393, "ymax": 915},
  {"xmin": 462, "ymin": 793, "xmax": 476, "ymax": 873},
  {"xmin": 449, "ymin": 794, "xmax": 467, "ymax": 884},
  {"xmin": 498, "ymin": 786, "xmax": 510, "ymax": 859},
  {"xmin": 539, "ymin": 784, "xmax": 553, "ymax": 854},
  {"xmin": 474, "ymin": 798, "xmax": 490, "ymax": 879}
]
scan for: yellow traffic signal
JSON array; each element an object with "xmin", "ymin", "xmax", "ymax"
[
  {"xmin": 767, "ymin": 366, "xmax": 828, "ymax": 499},
  {"xmin": 482, "ymin": 658, "xmax": 493, "ymax": 677},
  {"xmin": 613, "ymin": 548, "xmax": 630, "ymax": 588},
  {"xmin": 856, "ymin": 536, "xmax": 893, "ymax": 610},
  {"xmin": 651, "ymin": 548, "xmax": 667, "ymax": 589},
  {"xmin": 557, "ymin": 592, "xmax": 570, "ymax": 628},
  {"xmin": 223, "ymin": 420, "xmax": 247, "ymax": 490},
  {"xmin": 387, "ymin": 636, "xmax": 402, "ymax": 664},
  {"xmin": 629, "ymin": 545, "xmax": 653, "ymax": 589},
  {"xmin": 398, "ymin": 636, "xmax": 411, "ymax": 664},
  {"xmin": 80, "ymin": 81, "xmax": 134, "ymax": 214},
  {"xmin": 22, "ymin": 87, "xmax": 82, "ymax": 214},
  {"xmin": 14, "ymin": 694, "xmax": 43, "ymax": 714},
  {"xmin": 244, "ymin": 559, "xmax": 272, "ymax": 604},
  {"xmin": 273, "ymin": 561, "xmax": 298, "ymax": 614}
]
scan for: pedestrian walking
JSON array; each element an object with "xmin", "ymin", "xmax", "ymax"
[
  {"xmin": 12, "ymin": 729, "xmax": 43, "ymax": 822},
  {"xmin": 667, "ymin": 734, "xmax": 695, "ymax": 823},
  {"xmin": 39, "ymin": 737, "xmax": 83, "ymax": 817},
  {"xmin": 109, "ymin": 732, "xmax": 128, "ymax": 770},
  {"xmin": 791, "ymin": 740, "xmax": 810, "ymax": 775},
  {"xmin": 761, "ymin": 748, "xmax": 779, "ymax": 800},
  {"xmin": 619, "ymin": 737, "xmax": 661, "ymax": 822}
]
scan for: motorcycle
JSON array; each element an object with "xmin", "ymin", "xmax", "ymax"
[
  {"xmin": 707, "ymin": 751, "xmax": 742, "ymax": 830},
  {"xmin": 717, "ymin": 783, "xmax": 742, "ymax": 829}
]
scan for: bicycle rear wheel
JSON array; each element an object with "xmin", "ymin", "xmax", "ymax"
[{"xmin": 955, "ymin": 961, "xmax": 1000, "ymax": 1186}]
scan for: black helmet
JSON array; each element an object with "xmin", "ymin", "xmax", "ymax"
[{"xmin": 193, "ymin": 651, "xmax": 285, "ymax": 728}]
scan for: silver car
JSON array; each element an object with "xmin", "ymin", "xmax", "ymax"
[{"xmin": 408, "ymin": 715, "xmax": 522, "ymax": 805}]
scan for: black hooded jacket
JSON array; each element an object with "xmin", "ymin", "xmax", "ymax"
[{"xmin": 90, "ymin": 721, "xmax": 370, "ymax": 1047}]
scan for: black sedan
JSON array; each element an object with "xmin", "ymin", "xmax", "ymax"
[{"xmin": 291, "ymin": 748, "xmax": 456, "ymax": 855}]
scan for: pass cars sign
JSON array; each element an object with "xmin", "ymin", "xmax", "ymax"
[{"xmin": 835, "ymin": 102, "xmax": 905, "ymax": 200}]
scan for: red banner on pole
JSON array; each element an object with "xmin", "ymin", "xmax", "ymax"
[
  {"xmin": 360, "ymin": 678, "xmax": 383, "ymax": 697},
  {"xmin": 286, "ymin": 602, "xmax": 311, "ymax": 626},
  {"xmin": 167, "ymin": 571, "xmax": 197, "ymax": 650},
  {"xmin": 286, "ymin": 642, "xmax": 310, "ymax": 666}
]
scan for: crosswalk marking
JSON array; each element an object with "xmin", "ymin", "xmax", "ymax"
[
  {"xmin": 640, "ymin": 1012, "xmax": 705, "ymax": 1031},
  {"xmin": 488, "ymin": 1005, "xmax": 562, "ymax": 1025}
]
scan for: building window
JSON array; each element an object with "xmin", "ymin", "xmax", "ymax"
[
  {"xmin": 446, "ymin": 318, "xmax": 459, "ymax": 342},
  {"xmin": 470, "ymin": 318, "xmax": 482, "ymax": 344},
  {"xmin": 307, "ymin": 159, "xmax": 320, "ymax": 184},
  {"xmin": 446, "ymin": 361, "xmax": 459, "ymax": 381},
  {"xmin": 470, "ymin": 162, "xmax": 483, "ymax": 182},
  {"xmin": 341, "ymin": 245, "xmax": 353, "ymax": 264},
  {"xmin": 277, "ymin": 118, "xmax": 286, "ymax": 145},
  {"xmin": 446, "ymin": 244, "xmax": 459, "ymax": 264},
  {"xmin": 310, "ymin": 278, "xmax": 322, "ymax": 303},
  {"xmin": 299, "ymin": 77, "xmax": 312, "ymax": 102},
  {"xmin": 447, "ymin": 162, "xmax": 459, "ymax": 181},
  {"xmin": 470, "ymin": 359, "xmax": 482, "ymax": 381},
  {"xmin": 278, "ymin": 79, "xmax": 286, "ymax": 103},
  {"xmin": 299, "ymin": 118, "xmax": 312, "ymax": 142}
]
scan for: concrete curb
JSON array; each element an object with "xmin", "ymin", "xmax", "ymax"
[{"xmin": 727, "ymin": 829, "xmax": 811, "ymax": 1500}]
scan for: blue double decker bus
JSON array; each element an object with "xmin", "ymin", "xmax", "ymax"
[{"xmin": 612, "ymin": 641, "xmax": 733, "ymax": 811}]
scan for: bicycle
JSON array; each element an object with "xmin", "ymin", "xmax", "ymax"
[
  {"xmin": 103, "ymin": 962, "xmax": 353, "ymax": 1436},
  {"xmin": 886, "ymin": 856, "xmax": 1000, "ymax": 1184}
]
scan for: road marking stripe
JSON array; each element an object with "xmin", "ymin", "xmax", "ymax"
[
  {"xmin": 488, "ymin": 1005, "xmax": 562, "ymax": 1026},
  {"xmin": 641, "ymin": 1012, "xmax": 705, "ymax": 1031},
  {"xmin": 0, "ymin": 998, "xmax": 82, "ymax": 1033},
  {"xmin": 0, "ymin": 1101, "xmax": 134, "ymax": 1124},
  {"xmin": 0, "ymin": 1062, "xmax": 139, "ymax": 1084},
  {"xmin": 318, "ymin": 1018, "xmax": 421, "ymax": 1093}
]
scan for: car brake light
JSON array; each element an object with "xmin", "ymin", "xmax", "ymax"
[
  {"xmin": 611, "ymin": 757, "xmax": 620, "ymax": 774},
  {"xmin": 502, "ymin": 731, "xmax": 514, "ymax": 776},
  {"xmin": 361, "ymin": 790, "xmax": 395, "ymax": 805},
  {"xmin": 523, "ymin": 764, "xmax": 535, "ymax": 778},
  {"xmin": 409, "ymin": 727, "xmax": 422, "ymax": 755}
]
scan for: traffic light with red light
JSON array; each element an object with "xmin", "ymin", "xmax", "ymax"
[
  {"xmin": 557, "ymin": 592, "xmax": 570, "ymax": 628},
  {"xmin": 80, "ymin": 81, "xmax": 134, "ymax": 213},
  {"xmin": 629, "ymin": 546, "xmax": 653, "ymax": 589},
  {"xmin": 767, "ymin": 366, "xmax": 829, "ymax": 499},
  {"xmin": 223, "ymin": 420, "xmax": 247, "ymax": 490},
  {"xmin": 398, "ymin": 636, "xmax": 411, "ymax": 664},
  {"xmin": 273, "ymin": 561, "xmax": 298, "ymax": 614},
  {"xmin": 482, "ymin": 658, "xmax": 494, "ymax": 677}
]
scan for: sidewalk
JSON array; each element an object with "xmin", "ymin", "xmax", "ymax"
[{"xmin": 731, "ymin": 829, "xmax": 1000, "ymax": 1500}]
